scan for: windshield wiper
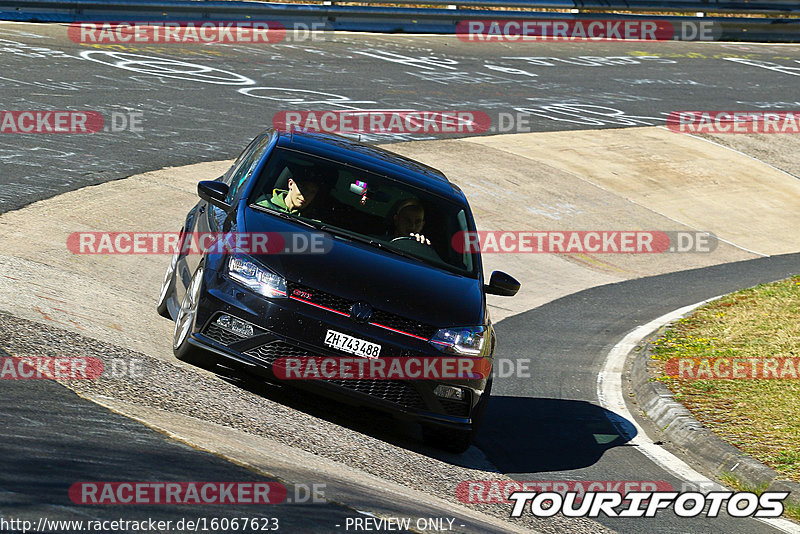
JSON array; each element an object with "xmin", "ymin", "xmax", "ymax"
[
  {"xmin": 249, "ymin": 203, "xmax": 322, "ymax": 230},
  {"xmin": 350, "ymin": 234, "xmax": 422, "ymax": 263},
  {"xmin": 317, "ymin": 225, "xmax": 382, "ymax": 247}
]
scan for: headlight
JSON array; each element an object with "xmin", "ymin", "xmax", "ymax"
[
  {"xmin": 227, "ymin": 255, "xmax": 287, "ymax": 298},
  {"xmin": 429, "ymin": 326, "xmax": 486, "ymax": 356}
]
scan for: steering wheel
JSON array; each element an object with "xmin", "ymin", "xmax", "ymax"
[{"xmin": 389, "ymin": 235, "xmax": 438, "ymax": 260}]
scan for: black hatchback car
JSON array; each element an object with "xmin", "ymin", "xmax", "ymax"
[{"xmin": 157, "ymin": 129, "xmax": 519, "ymax": 453}]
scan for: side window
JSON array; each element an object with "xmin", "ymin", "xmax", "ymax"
[
  {"xmin": 226, "ymin": 136, "xmax": 271, "ymax": 203},
  {"xmin": 222, "ymin": 137, "xmax": 260, "ymax": 186}
]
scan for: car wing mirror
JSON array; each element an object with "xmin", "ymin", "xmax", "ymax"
[
  {"xmin": 485, "ymin": 270, "xmax": 520, "ymax": 297},
  {"xmin": 198, "ymin": 180, "xmax": 231, "ymax": 211}
]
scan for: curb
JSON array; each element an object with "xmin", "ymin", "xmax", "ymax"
[{"xmin": 628, "ymin": 320, "xmax": 800, "ymax": 507}]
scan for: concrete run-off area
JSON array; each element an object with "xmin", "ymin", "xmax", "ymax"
[{"xmin": 1, "ymin": 127, "xmax": 799, "ymax": 531}]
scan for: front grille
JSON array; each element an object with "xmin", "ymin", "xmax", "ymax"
[
  {"xmin": 287, "ymin": 282, "xmax": 351, "ymax": 314},
  {"xmin": 326, "ymin": 379, "xmax": 427, "ymax": 411},
  {"xmin": 288, "ymin": 282, "xmax": 437, "ymax": 340},
  {"xmin": 246, "ymin": 340, "xmax": 314, "ymax": 366},
  {"xmin": 246, "ymin": 340, "xmax": 427, "ymax": 410},
  {"xmin": 204, "ymin": 324, "xmax": 245, "ymax": 346},
  {"xmin": 370, "ymin": 309, "xmax": 438, "ymax": 340}
]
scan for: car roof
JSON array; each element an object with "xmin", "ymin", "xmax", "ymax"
[{"xmin": 269, "ymin": 129, "xmax": 466, "ymax": 202}]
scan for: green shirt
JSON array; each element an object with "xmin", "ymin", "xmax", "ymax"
[
  {"xmin": 257, "ymin": 189, "xmax": 299, "ymax": 214},
  {"xmin": 258, "ymin": 189, "xmax": 321, "ymax": 223}
]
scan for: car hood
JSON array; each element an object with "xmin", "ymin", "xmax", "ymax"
[{"xmin": 243, "ymin": 207, "xmax": 484, "ymax": 328}]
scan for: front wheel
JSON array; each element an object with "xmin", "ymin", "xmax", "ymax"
[
  {"xmin": 423, "ymin": 378, "xmax": 493, "ymax": 454},
  {"xmin": 172, "ymin": 265, "xmax": 213, "ymax": 367},
  {"xmin": 470, "ymin": 376, "xmax": 493, "ymax": 433},
  {"xmin": 156, "ymin": 241, "xmax": 181, "ymax": 318},
  {"xmin": 422, "ymin": 424, "xmax": 473, "ymax": 454}
]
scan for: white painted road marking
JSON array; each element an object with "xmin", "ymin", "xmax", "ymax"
[{"xmin": 597, "ymin": 297, "xmax": 800, "ymax": 533}]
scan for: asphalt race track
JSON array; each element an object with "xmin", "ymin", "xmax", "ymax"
[
  {"xmin": 487, "ymin": 253, "xmax": 800, "ymax": 533},
  {"xmin": 2, "ymin": 21, "xmax": 800, "ymax": 534},
  {"xmin": 2, "ymin": 24, "xmax": 800, "ymax": 212},
  {"xmin": 0, "ymin": 378, "xmax": 361, "ymax": 532}
]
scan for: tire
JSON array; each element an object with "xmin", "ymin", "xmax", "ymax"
[
  {"xmin": 423, "ymin": 378, "xmax": 493, "ymax": 454},
  {"xmin": 422, "ymin": 424, "xmax": 473, "ymax": 454},
  {"xmin": 470, "ymin": 376, "xmax": 493, "ymax": 432},
  {"xmin": 156, "ymin": 235, "xmax": 181, "ymax": 318},
  {"xmin": 172, "ymin": 265, "xmax": 213, "ymax": 367}
]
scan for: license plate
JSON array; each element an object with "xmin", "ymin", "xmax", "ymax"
[{"xmin": 324, "ymin": 329, "xmax": 381, "ymax": 359}]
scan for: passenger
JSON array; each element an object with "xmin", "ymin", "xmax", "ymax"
[
  {"xmin": 264, "ymin": 172, "xmax": 321, "ymax": 214},
  {"xmin": 389, "ymin": 198, "xmax": 430, "ymax": 246}
]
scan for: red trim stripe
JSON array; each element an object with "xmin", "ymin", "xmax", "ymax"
[
  {"xmin": 290, "ymin": 295, "xmax": 432, "ymax": 341},
  {"xmin": 290, "ymin": 296, "xmax": 349, "ymax": 317},
  {"xmin": 369, "ymin": 321, "xmax": 429, "ymax": 341}
]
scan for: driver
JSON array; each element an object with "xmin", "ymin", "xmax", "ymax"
[{"xmin": 389, "ymin": 198, "xmax": 430, "ymax": 246}]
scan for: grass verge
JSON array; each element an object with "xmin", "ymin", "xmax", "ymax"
[
  {"xmin": 719, "ymin": 473, "xmax": 800, "ymax": 521},
  {"xmin": 649, "ymin": 275, "xmax": 800, "ymax": 484}
]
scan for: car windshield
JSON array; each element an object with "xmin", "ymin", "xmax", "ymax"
[{"xmin": 249, "ymin": 147, "xmax": 478, "ymax": 277}]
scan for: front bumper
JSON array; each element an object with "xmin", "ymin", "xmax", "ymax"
[{"xmin": 188, "ymin": 268, "xmax": 490, "ymax": 428}]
